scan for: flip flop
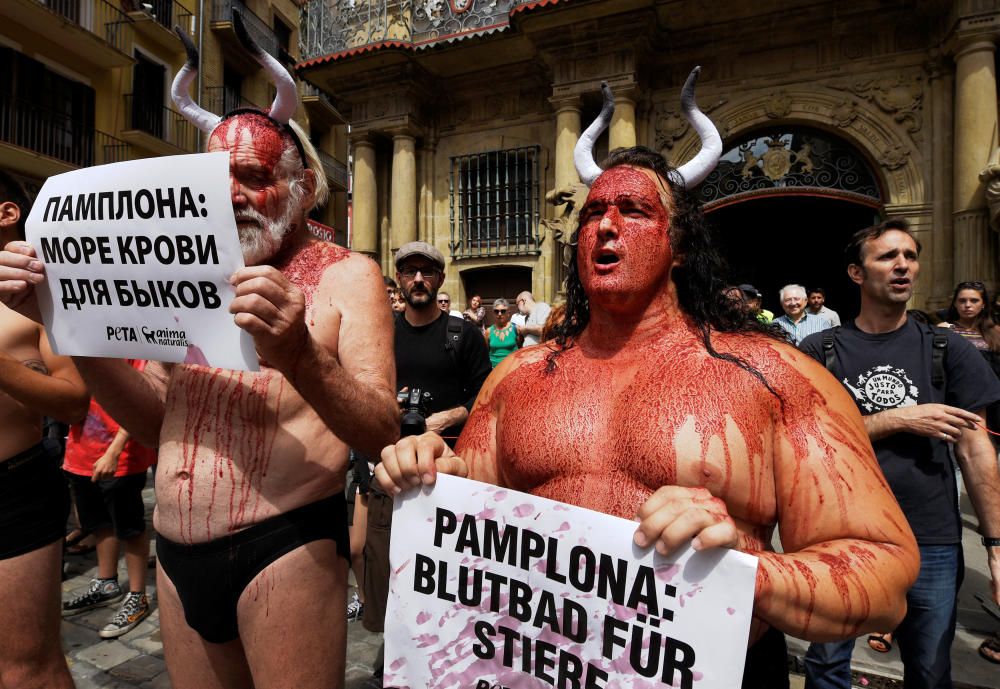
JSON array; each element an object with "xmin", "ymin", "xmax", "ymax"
[
  {"xmin": 65, "ymin": 542, "xmax": 95, "ymax": 556},
  {"xmin": 867, "ymin": 632, "xmax": 893, "ymax": 653},
  {"xmin": 979, "ymin": 633, "xmax": 1000, "ymax": 665}
]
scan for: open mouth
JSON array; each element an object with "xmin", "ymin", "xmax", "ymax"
[
  {"xmin": 594, "ymin": 247, "xmax": 620, "ymax": 269},
  {"xmin": 890, "ymin": 278, "xmax": 910, "ymax": 288}
]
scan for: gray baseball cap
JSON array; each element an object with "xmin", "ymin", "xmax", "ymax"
[{"xmin": 395, "ymin": 241, "xmax": 445, "ymax": 270}]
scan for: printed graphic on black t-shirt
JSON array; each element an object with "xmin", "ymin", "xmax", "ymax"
[
  {"xmin": 843, "ymin": 364, "xmax": 918, "ymax": 412},
  {"xmin": 800, "ymin": 318, "xmax": 1000, "ymax": 545}
]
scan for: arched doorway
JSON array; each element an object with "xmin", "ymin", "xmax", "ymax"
[{"xmin": 700, "ymin": 128, "xmax": 883, "ymax": 322}]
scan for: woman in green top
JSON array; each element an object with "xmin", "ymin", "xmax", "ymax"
[{"xmin": 486, "ymin": 298, "xmax": 518, "ymax": 368}]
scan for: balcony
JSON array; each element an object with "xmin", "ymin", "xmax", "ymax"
[
  {"xmin": 203, "ymin": 85, "xmax": 261, "ymax": 116},
  {"xmin": 299, "ymin": 0, "xmax": 538, "ymax": 62},
  {"xmin": 211, "ymin": 0, "xmax": 281, "ymax": 64},
  {"xmin": 318, "ymin": 150, "xmax": 349, "ymax": 192},
  {"xmin": 121, "ymin": 94, "xmax": 200, "ymax": 155},
  {"xmin": 300, "ymin": 82, "xmax": 348, "ymax": 127},
  {"xmin": 127, "ymin": 0, "xmax": 197, "ymax": 52},
  {"xmin": 0, "ymin": 93, "xmax": 131, "ymax": 178},
  {"xmin": 0, "ymin": 0, "xmax": 135, "ymax": 69}
]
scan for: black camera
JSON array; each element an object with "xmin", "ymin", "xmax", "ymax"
[{"xmin": 398, "ymin": 388, "xmax": 432, "ymax": 437}]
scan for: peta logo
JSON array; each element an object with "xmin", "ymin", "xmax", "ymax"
[
  {"xmin": 475, "ymin": 682, "xmax": 507, "ymax": 689},
  {"xmin": 106, "ymin": 326, "xmax": 138, "ymax": 342},
  {"xmin": 106, "ymin": 325, "xmax": 188, "ymax": 347}
]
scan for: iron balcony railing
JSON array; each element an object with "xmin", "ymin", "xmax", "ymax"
[
  {"xmin": 318, "ymin": 150, "xmax": 349, "ymax": 191},
  {"xmin": 213, "ymin": 0, "xmax": 280, "ymax": 60},
  {"xmin": 45, "ymin": 0, "xmax": 135, "ymax": 54},
  {"xmin": 203, "ymin": 85, "xmax": 261, "ymax": 116},
  {"xmin": 300, "ymin": 0, "xmax": 539, "ymax": 61},
  {"xmin": 135, "ymin": 0, "xmax": 196, "ymax": 36},
  {"xmin": 0, "ymin": 93, "xmax": 130, "ymax": 168},
  {"xmin": 449, "ymin": 145, "xmax": 542, "ymax": 259},
  {"xmin": 124, "ymin": 94, "xmax": 200, "ymax": 153}
]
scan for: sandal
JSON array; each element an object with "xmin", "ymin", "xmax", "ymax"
[
  {"xmin": 979, "ymin": 633, "xmax": 1000, "ymax": 665},
  {"xmin": 867, "ymin": 632, "xmax": 893, "ymax": 653},
  {"xmin": 64, "ymin": 529, "xmax": 95, "ymax": 556}
]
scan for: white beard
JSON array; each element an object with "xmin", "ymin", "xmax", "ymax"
[{"xmin": 235, "ymin": 197, "xmax": 299, "ymax": 265}]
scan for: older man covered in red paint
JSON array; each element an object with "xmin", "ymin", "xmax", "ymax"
[
  {"xmin": 0, "ymin": 23, "xmax": 397, "ymax": 689},
  {"xmin": 377, "ymin": 74, "xmax": 918, "ymax": 689}
]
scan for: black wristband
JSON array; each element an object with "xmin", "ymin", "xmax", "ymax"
[{"xmin": 984, "ymin": 536, "xmax": 1000, "ymax": 547}]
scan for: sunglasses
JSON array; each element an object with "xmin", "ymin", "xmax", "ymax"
[
  {"xmin": 494, "ymin": 309, "xmax": 507, "ymax": 314},
  {"xmin": 437, "ymin": 299, "xmax": 450, "ymax": 303}
]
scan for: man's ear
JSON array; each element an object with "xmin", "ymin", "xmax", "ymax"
[
  {"xmin": 847, "ymin": 263, "xmax": 865, "ymax": 286},
  {"xmin": 300, "ymin": 168, "xmax": 317, "ymax": 208},
  {"xmin": 0, "ymin": 201, "xmax": 21, "ymax": 230}
]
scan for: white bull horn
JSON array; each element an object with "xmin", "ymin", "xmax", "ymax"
[
  {"xmin": 232, "ymin": 10, "xmax": 297, "ymax": 124},
  {"xmin": 170, "ymin": 27, "xmax": 221, "ymax": 134},
  {"xmin": 573, "ymin": 82, "xmax": 615, "ymax": 186},
  {"xmin": 672, "ymin": 66, "xmax": 723, "ymax": 188}
]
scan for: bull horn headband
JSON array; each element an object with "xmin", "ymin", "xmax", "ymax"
[
  {"xmin": 170, "ymin": 11, "xmax": 299, "ymax": 133},
  {"xmin": 573, "ymin": 67, "xmax": 722, "ymax": 188}
]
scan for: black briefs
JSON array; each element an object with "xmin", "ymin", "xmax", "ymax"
[
  {"xmin": 156, "ymin": 493, "xmax": 350, "ymax": 643},
  {"xmin": 0, "ymin": 442, "xmax": 69, "ymax": 560},
  {"xmin": 742, "ymin": 625, "xmax": 790, "ymax": 689}
]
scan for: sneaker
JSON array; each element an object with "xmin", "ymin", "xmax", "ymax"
[
  {"xmin": 62, "ymin": 577, "xmax": 123, "ymax": 617},
  {"xmin": 347, "ymin": 592, "xmax": 364, "ymax": 621},
  {"xmin": 99, "ymin": 592, "xmax": 150, "ymax": 639}
]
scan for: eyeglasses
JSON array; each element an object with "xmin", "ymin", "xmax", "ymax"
[
  {"xmin": 400, "ymin": 267, "xmax": 441, "ymax": 279},
  {"xmin": 494, "ymin": 309, "xmax": 507, "ymax": 314}
]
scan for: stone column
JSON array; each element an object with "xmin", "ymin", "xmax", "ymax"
[
  {"xmin": 390, "ymin": 133, "xmax": 418, "ymax": 251},
  {"xmin": 952, "ymin": 37, "xmax": 999, "ymax": 287},
  {"xmin": 928, "ymin": 58, "xmax": 954, "ymax": 309},
  {"xmin": 351, "ymin": 137, "xmax": 378, "ymax": 258},
  {"xmin": 609, "ymin": 94, "xmax": 637, "ymax": 151},
  {"xmin": 550, "ymin": 97, "xmax": 581, "ymax": 191}
]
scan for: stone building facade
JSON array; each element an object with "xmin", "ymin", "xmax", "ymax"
[
  {"xmin": 298, "ymin": 0, "xmax": 1000, "ymax": 318},
  {"xmin": 0, "ymin": 0, "xmax": 349, "ymax": 239}
]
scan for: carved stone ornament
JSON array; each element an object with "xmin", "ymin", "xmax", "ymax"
[
  {"xmin": 877, "ymin": 143, "xmax": 910, "ymax": 171},
  {"xmin": 831, "ymin": 74, "xmax": 923, "ymax": 133},
  {"xmin": 540, "ymin": 182, "xmax": 589, "ymax": 275},
  {"xmin": 655, "ymin": 97, "xmax": 727, "ymax": 151},
  {"xmin": 832, "ymin": 99, "xmax": 858, "ymax": 128},
  {"xmin": 980, "ymin": 161, "xmax": 1000, "ymax": 232},
  {"xmin": 740, "ymin": 137, "xmax": 814, "ymax": 181},
  {"xmin": 764, "ymin": 90, "xmax": 792, "ymax": 119}
]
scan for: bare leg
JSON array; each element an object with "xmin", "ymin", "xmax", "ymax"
[
  {"xmin": 349, "ymin": 491, "xmax": 368, "ymax": 603},
  {"xmin": 123, "ymin": 531, "xmax": 149, "ymax": 593},
  {"xmin": 0, "ymin": 541, "xmax": 74, "ymax": 689},
  {"xmin": 94, "ymin": 527, "xmax": 119, "ymax": 580},
  {"xmin": 157, "ymin": 563, "xmax": 254, "ymax": 689},
  {"xmin": 238, "ymin": 540, "xmax": 348, "ymax": 689}
]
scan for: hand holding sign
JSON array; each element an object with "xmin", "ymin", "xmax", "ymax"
[
  {"xmin": 229, "ymin": 265, "xmax": 308, "ymax": 373},
  {"xmin": 634, "ymin": 486, "xmax": 740, "ymax": 554},
  {"xmin": 376, "ymin": 431, "xmax": 469, "ymax": 494},
  {"xmin": 0, "ymin": 241, "xmax": 45, "ymax": 322}
]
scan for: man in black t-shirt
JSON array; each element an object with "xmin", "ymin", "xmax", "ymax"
[
  {"xmin": 800, "ymin": 219, "xmax": 1000, "ymax": 689},
  {"xmin": 363, "ymin": 241, "xmax": 491, "ymax": 685}
]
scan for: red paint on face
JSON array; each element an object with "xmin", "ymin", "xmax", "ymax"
[
  {"xmin": 577, "ymin": 166, "xmax": 674, "ymax": 306},
  {"xmin": 208, "ymin": 114, "xmax": 294, "ymax": 223}
]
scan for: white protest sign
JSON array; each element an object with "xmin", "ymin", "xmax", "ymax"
[
  {"xmin": 26, "ymin": 152, "xmax": 257, "ymax": 371},
  {"xmin": 386, "ymin": 474, "xmax": 758, "ymax": 689}
]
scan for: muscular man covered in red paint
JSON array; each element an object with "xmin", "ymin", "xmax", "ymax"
[
  {"xmin": 377, "ymin": 148, "xmax": 919, "ymax": 687},
  {"xmin": 0, "ymin": 27, "xmax": 399, "ymax": 689}
]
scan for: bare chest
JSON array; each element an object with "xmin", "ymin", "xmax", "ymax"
[
  {"xmin": 494, "ymin": 350, "xmax": 777, "ymax": 518},
  {"xmin": 0, "ymin": 308, "xmax": 42, "ymax": 365}
]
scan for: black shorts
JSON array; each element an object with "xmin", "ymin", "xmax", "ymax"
[
  {"xmin": 0, "ymin": 442, "xmax": 70, "ymax": 560},
  {"xmin": 156, "ymin": 493, "xmax": 350, "ymax": 644},
  {"xmin": 65, "ymin": 471, "xmax": 148, "ymax": 540}
]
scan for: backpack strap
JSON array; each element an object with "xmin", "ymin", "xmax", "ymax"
[
  {"xmin": 444, "ymin": 315, "xmax": 465, "ymax": 369},
  {"xmin": 822, "ymin": 327, "xmax": 839, "ymax": 374},
  {"xmin": 931, "ymin": 332, "xmax": 948, "ymax": 389}
]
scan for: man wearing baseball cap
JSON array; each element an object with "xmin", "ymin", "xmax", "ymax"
[
  {"xmin": 739, "ymin": 284, "xmax": 774, "ymax": 324},
  {"xmin": 362, "ymin": 241, "xmax": 491, "ymax": 686}
]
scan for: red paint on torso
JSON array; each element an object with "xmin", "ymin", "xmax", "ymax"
[{"xmin": 275, "ymin": 239, "xmax": 351, "ymax": 313}]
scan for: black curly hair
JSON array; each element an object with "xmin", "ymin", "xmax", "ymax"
[{"xmin": 545, "ymin": 147, "xmax": 786, "ymax": 401}]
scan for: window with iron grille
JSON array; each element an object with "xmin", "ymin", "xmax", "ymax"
[{"xmin": 449, "ymin": 146, "xmax": 541, "ymax": 258}]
